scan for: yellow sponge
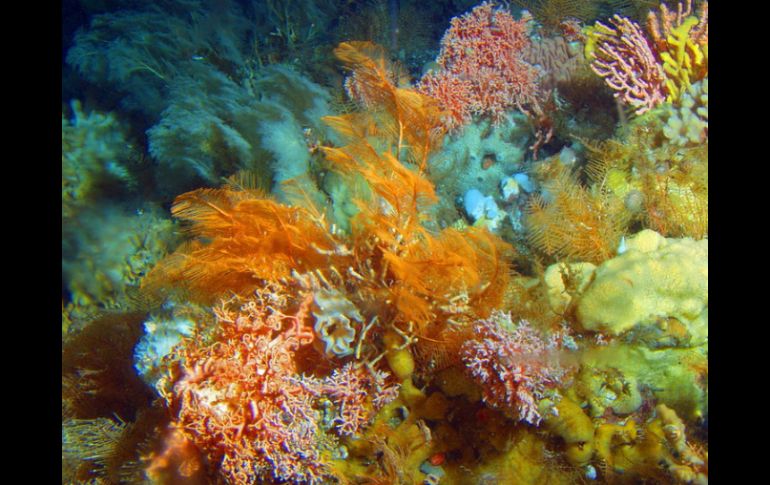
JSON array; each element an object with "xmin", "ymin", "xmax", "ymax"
[
  {"xmin": 576, "ymin": 230, "xmax": 707, "ymax": 337},
  {"xmin": 540, "ymin": 397, "xmax": 594, "ymax": 465}
]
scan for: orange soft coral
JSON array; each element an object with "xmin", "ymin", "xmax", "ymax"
[
  {"xmin": 142, "ymin": 187, "xmax": 352, "ymax": 302},
  {"xmin": 146, "ymin": 42, "xmax": 516, "ymax": 382},
  {"xmin": 333, "ymin": 41, "xmax": 446, "ymax": 170}
]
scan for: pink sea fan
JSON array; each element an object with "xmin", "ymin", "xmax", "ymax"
[
  {"xmin": 418, "ymin": 2, "xmax": 539, "ymax": 130},
  {"xmin": 589, "ymin": 15, "xmax": 666, "ymax": 114},
  {"xmin": 460, "ymin": 311, "xmax": 576, "ymax": 425}
]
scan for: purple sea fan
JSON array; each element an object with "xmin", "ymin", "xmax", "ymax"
[{"xmin": 460, "ymin": 311, "xmax": 577, "ymax": 425}]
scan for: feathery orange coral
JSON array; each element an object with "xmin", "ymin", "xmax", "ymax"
[
  {"xmin": 142, "ymin": 187, "xmax": 351, "ymax": 302},
  {"xmin": 145, "ymin": 41, "xmax": 515, "ymax": 377},
  {"xmin": 333, "ymin": 41, "xmax": 446, "ymax": 170},
  {"xmin": 525, "ymin": 164, "xmax": 629, "ymax": 264},
  {"xmin": 321, "ymin": 42, "xmax": 514, "ymax": 336}
]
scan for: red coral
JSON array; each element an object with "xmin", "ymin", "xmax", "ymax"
[
  {"xmin": 418, "ymin": 2, "xmax": 539, "ymax": 130},
  {"xmin": 460, "ymin": 311, "xmax": 576, "ymax": 425},
  {"xmin": 160, "ymin": 289, "xmax": 333, "ymax": 484}
]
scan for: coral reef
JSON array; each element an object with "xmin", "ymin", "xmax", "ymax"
[{"xmin": 62, "ymin": 2, "xmax": 709, "ymax": 483}]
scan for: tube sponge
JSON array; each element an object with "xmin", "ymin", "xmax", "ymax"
[{"xmin": 575, "ymin": 229, "xmax": 707, "ymax": 338}]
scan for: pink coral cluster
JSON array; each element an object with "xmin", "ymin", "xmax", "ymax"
[
  {"xmin": 158, "ymin": 286, "xmax": 402, "ymax": 483},
  {"xmin": 589, "ymin": 1, "xmax": 708, "ymax": 115},
  {"xmin": 589, "ymin": 15, "xmax": 666, "ymax": 114},
  {"xmin": 303, "ymin": 362, "xmax": 400, "ymax": 436},
  {"xmin": 159, "ymin": 291, "xmax": 333, "ymax": 484},
  {"xmin": 460, "ymin": 311, "xmax": 576, "ymax": 425},
  {"xmin": 418, "ymin": 2, "xmax": 539, "ymax": 130}
]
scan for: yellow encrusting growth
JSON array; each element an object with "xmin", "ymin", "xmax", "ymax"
[
  {"xmin": 539, "ymin": 397, "xmax": 594, "ymax": 466},
  {"xmin": 575, "ymin": 229, "xmax": 707, "ymax": 337}
]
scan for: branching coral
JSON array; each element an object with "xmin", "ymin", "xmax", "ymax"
[
  {"xmin": 586, "ymin": 14, "xmax": 666, "ymax": 114},
  {"xmin": 304, "ymin": 362, "xmax": 400, "ymax": 437},
  {"xmin": 586, "ymin": 0, "xmax": 708, "ymax": 113},
  {"xmin": 460, "ymin": 311, "xmax": 576, "ymax": 425},
  {"xmin": 159, "ymin": 289, "xmax": 335, "ymax": 484},
  {"xmin": 159, "ymin": 285, "xmax": 402, "ymax": 483},
  {"xmin": 417, "ymin": 2, "xmax": 540, "ymax": 130},
  {"xmin": 647, "ymin": 0, "xmax": 708, "ymax": 102}
]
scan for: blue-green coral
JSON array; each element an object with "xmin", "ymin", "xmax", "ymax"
[
  {"xmin": 62, "ymin": 100, "xmax": 132, "ymax": 217},
  {"xmin": 62, "ymin": 203, "xmax": 177, "ymax": 310},
  {"xmin": 147, "ymin": 64, "xmax": 333, "ymax": 199}
]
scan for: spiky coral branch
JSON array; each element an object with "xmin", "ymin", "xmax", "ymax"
[{"xmin": 460, "ymin": 311, "xmax": 576, "ymax": 425}]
